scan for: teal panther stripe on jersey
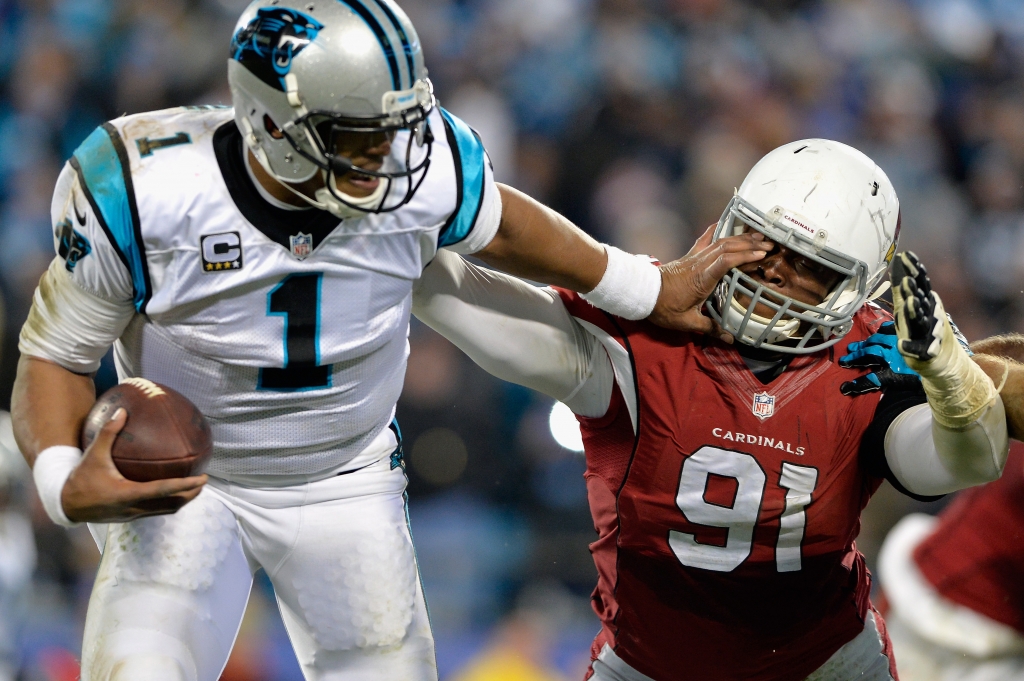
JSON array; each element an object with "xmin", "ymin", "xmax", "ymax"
[
  {"xmin": 438, "ymin": 109, "xmax": 487, "ymax": 249},
  {"xmin": 71, "ymin": 124, "xmax": 151, "ymax": 312}
]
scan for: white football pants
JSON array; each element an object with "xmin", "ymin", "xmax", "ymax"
[{"xmin": 79, "ymin": 457, "xmax": 437, "ymax": 681}]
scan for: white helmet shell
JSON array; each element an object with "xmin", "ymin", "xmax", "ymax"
[
  {"xmin": 227, "ymin": 0, "xmax": 435, "ymax": 215},
  {"xmin": 707, "ymin": 139, "xmax": 901, "ymax": 354}
]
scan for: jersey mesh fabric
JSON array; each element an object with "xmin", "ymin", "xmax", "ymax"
[
  {"xmin": 37, "ymin": 106, "xmax": 500, "ymax": 481},
  {"xmin": 559, "ymin": 289, "xmax": 891, "ymax": 681},
  {"xmin": 913, "ymin": 443, "xmax": 1024, "ymax": 634},
  {"xmin": 116, "ymin": 315, "xmax": 401, "ymax": 478}
]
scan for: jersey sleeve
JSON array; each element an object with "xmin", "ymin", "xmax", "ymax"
[
  {"xmin": 18, "ymin": 130, "xmax": 140, "ymax": 373},
  {"xmin": 52, "ymin": 124, "xmax": 147, "ymax": 305},
  {"xmin": 435, "ymin": 109, "xmax": 501, "ymax": 255}
]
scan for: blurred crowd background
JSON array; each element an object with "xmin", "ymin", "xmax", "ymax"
[{"xmin": 0, "ymin": 0, "xmax": 1022, "ymax": 678}]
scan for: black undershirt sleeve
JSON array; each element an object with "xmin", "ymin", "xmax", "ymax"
[{"xmin": 859, "ymin": 384, "xmax": 945, "ymax": 502}]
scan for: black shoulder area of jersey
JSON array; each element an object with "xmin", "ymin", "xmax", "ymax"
[
  {"xmin": 859, "ymin": 383, "xmax": 943, "ymax": 502},
  {"xmin": 213, "ymin": 122, "xmax": 341, "ymax": 252}
]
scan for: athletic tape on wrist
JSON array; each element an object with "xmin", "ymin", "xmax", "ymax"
[
  {"xmin": 33, "ymin": 445, "xmax": 83, "ymax": 527},
  {"xmin": 580, "ymin": 246, "xmax": 662, "ymax": 320},
  {"xmin": 901, "ymin": 293, "xmax": 998, "ymax": 430}
]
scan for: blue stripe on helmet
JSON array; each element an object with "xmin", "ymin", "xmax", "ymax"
[
  {"xmin": 71, "ymin": 124, "xmax": 152, "ymax": 312},
  {"xmin": 438, "ymin": 109, "xmax": 487, "ymax": 248},
  {"xmin": 337, "ymin": 0, "xmax": 401, "ymax": 90},
  {"xmin": 368, "ymin": 0, "xmax": 416, "ymax": 89}
]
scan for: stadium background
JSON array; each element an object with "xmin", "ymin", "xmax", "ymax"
[{"xmin": 0, "ymin": 0, "xmax": 1021, "ymax": 678}]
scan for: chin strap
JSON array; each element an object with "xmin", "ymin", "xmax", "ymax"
[
  {"xmin": 313, "ymin": 173, "xmax": 387, "ymax": 219},
  {"xmin": 242, "ymin": 137, "xmax": 383, "ymax": 220}
]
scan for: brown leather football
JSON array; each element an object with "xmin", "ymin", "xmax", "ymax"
[{"xmin": 80, "ymin": 378, "xmax": 213, "ymax": 482}]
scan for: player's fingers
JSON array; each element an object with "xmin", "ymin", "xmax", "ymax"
[
  {"xmin": 696, "ymin": 249, "xmax": 767, "ymax": 293},
  {"xmin": 710, "ymin": 231, "xmax": 770, "ymax": 252},
  {"xmin": 840, "ymin": 374, "xmax": 883, "ymax": 396},
  {"xmin": 680, "ymin": 310, "xmax": 715, "ymax": 336},
  {"xmin": 838, "ymin": 355, "xmax": 884, "ymax": 370},
  {"xmin": 84, "ymin": 408, "xmax": 128, "ymax": 472},
  {"xmin": 121, "ymin": 474, "xmax": 208, "ymax": 502},
  {"xmin": 686, "ymin": 224, "xmax": 716, "ymax": 256}
]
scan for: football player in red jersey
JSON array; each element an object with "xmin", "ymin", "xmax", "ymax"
[
  {"xmin": 412, "ymin": 139, "xmax": 1013, "ymax": 681},
  {"xmin": 879, "ymin": 442, "xmax": 1024, "ymax": 681},
  {"xmin": 865, "ymin": 329, "xmax": 1024, "ymax": 681}
]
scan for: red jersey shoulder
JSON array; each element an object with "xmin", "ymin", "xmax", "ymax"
[{"xmin": 556, "ymin": 288, "xmax": 892, "ymax": 348}]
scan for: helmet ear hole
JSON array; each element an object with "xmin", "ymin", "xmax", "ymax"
[{"xmin": 263, "ymin": 114, "xmax": 284, "ymax": 140}]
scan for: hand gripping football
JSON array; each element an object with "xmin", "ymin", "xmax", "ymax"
[{"xmin": 80, "ymin": 378, "xmax": 213, "ymax": 482}]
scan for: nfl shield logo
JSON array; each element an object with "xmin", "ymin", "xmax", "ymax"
[
  {"xmin": 752, "ymin": 391, "xmax": 775, "ymax": 420},
  {"xmin": 290, "ymin": 232, "xmax": 312, "ymax": 259}
]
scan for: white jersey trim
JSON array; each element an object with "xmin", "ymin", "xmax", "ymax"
[{"xmin": 880, "ymin": 513, "xmax": 1024, "ymax": 658}]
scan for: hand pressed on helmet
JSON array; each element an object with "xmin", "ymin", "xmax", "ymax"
[{"xmin": 648, "ymin": 225, "xmax": 769, "ymax": 341}]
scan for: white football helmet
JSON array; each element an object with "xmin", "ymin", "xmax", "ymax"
[
  {"xmin": 706, "ymin": 139, "xmax": 901, "ymax": 354},
  {"xmin": 227, "ymin": 0, "xmax": 435, "ymax": 218}
]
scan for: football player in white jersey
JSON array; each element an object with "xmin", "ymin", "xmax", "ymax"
[{"xmin": 8, "ymin": 2, "xmax": 770, "ymax": 680}]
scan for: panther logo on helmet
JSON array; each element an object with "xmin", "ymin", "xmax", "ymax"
[{"xmin": 231, "ymin": 7, "xmax": 324, "ymax": 91}]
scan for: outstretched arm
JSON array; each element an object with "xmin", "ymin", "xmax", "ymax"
[
  {"xmin": 970, "ymin": 334, "xmax": 1024, "ymax": 440},
  {"xmin": 881, "ymin": 253, "xmax": 1008, "ymax": 496},
  {"xmin": 474, "ymin": 185, "xmax": 769, "ymax": 340},
  {"xmin": 413, "ymin": 250, "xmax": 614, "ymax": 417}
]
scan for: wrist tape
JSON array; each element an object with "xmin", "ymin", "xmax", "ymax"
[
  {"xmin": 899, "ymin": 293, "xmax": 998, "ymax": 430},
  {"xmin": 33, "ymin": 445, "xmax": 82, "ymax": 527},
  {"xmin": 580, "ymin": 246, "xmax": 662, "ymax": 320}
]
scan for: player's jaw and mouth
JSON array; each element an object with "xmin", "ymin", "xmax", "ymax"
[{"xmin": 328, "ymin": 130, "xmax": 393, "ymax": 198}]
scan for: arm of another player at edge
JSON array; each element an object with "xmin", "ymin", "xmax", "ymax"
[
  {"xmin": 476, "ymin": 185, "xmax": 769, "ymax": 336},
  {"xmin": 972, "ymin": 334, "xmax": 1024, "ymax": 440},
  {"xmin": 412, "ymin": 250, "xmax": 614, "ymax": 417},
  {"xmin": 12, "ymin": 356, "xmax": 208, "ymax": 523},
  {"xmin": 474, "ymin": 184, "xmax": 606, "ymax": 292}
]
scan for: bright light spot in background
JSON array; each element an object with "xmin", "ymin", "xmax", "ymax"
[{"xmin": 549, "ymin": 401, "xmax": 584, "ymax": 452}]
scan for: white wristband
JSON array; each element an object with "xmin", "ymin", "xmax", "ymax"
[
  {"xmin": 32, "ymin": 445, "xmax": 83, "ymax": 527},
  {"xmin": 580, "ymin": 246, "xmax": 662, "ymax": 320}
]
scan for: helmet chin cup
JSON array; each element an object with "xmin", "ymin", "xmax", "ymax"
[
  {"xmin": 723, "ymin": 296, "xmax": 800, "ymax": 345},
  {"xmin": 313, "ymin": 176, "xmax": 388, "ymax": 219}
]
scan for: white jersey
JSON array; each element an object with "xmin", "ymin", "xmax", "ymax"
[{"xmin": 21, "ymin": 105, "xmax": 501, "ymax": 483}]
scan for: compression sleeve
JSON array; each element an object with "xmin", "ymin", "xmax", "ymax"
[
  {"xmin": 884, "ymin": 399, "xmax": 1009, "ymax": 497},
  {"xmin": 412, "ymin": 249, "xmax": 614, "ymax": 417}
]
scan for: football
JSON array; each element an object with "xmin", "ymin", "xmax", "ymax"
[{"xmin": 80, "ymin": 378, "xmax": 213, "ymax": 482}]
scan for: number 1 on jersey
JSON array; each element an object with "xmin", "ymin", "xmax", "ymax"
[{"xmin": 258, "ymin": 273, "xmax": 332, "ymax": 391}]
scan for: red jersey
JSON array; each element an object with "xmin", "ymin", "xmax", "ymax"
[
  {"xmin": 913, "ymin": 443, "xmax": 1024, "ymax": 633},
  {"xmin": 558, "ymin": 291, "xmax": 899, "ymax": 681}
]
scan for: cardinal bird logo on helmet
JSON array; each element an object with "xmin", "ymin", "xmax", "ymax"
[{"xmin": 231, "ymin": 7, "xmax": 324, "ymax": 90}]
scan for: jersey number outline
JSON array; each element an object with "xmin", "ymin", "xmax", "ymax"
[
  {"xmin": 135, "ymin": 132, "xmax": 192, "ymax": 157},
  {"xmin": 258, "ymin": 273, "xmax": 332, "ymax": 391},
  {"xmin": 669, "ymin": 446, "xmax": 818, "ymax": 573}
]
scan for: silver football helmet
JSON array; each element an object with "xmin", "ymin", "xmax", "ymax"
[
  {"xmin": 227, "ymin": 0, "xmax": 435, "ymax": 217},
  {"xmin": 706, "ymin": 139, "xmax": 901, "ymax": 354}
]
